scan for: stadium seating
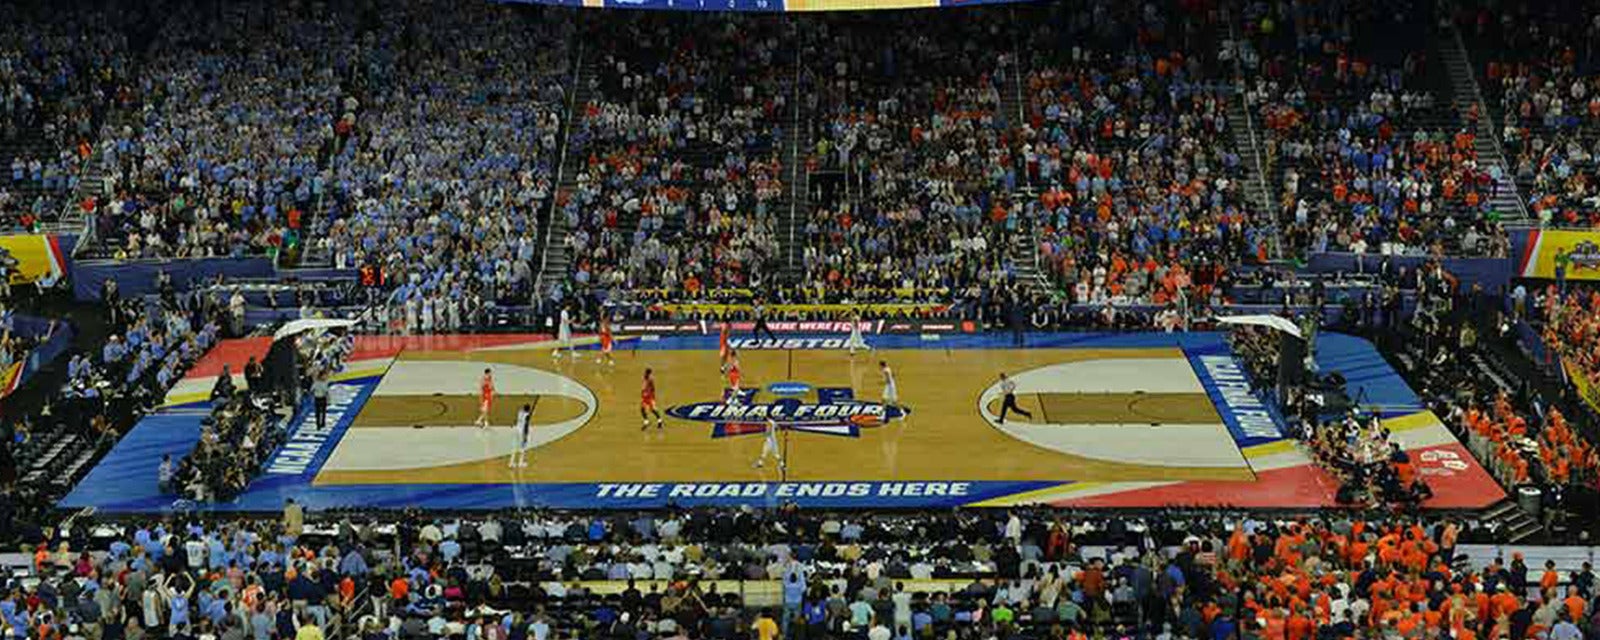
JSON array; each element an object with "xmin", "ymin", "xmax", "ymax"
[
  {"xmin": 6, "ymin": 3, "xmax": 1600, "ymax": 640},
  {"xmin": 0, "ymin": 5, "xmax": 130, "ymax": 231},
  {"xmin": 1248, "ymin": 0, "xmax": 1508, "ymax": 258},
  {"xmin": 1460, "ymin": 0, "xmax": 1600, "ymax": 228},
  {"xmin": 559, "ymin": 14, "xmax": 787, "ymax": 296}
]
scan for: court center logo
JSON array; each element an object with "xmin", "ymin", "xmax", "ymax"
[{"xmin": 667, "ymin": 386, "xmax": 907, "ymax": 438}]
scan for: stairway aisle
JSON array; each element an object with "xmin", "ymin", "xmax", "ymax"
[
  {"xmin": 535, "ymin": 47, "xmax": 598, "ymax": 295},
  {"xmin": 775, "ymin": 120, "xmax": 808, "ymax": 284},
  {"xmin": 1225, "ymin": 91, "xmax": 1277, "ymax": 231},
  {"xmin": 1439, "ymin": 28, "xmax": 1528, "ymax": 222}
]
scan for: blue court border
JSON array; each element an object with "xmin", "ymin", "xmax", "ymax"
[{"xmin": 59, "ymin": 331, "xmax": 1422, "ymax": 513}]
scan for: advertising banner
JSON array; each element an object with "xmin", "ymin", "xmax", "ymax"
[
  {"xmin": 71, "ymin": 256, "xmax": 276, "ymax": 301},
  {"xmin": 1565, "ymin": 358, "xmax": 1600, "ymax": 416},
  {"xmin": 0, "ymin": 234, "xmax": 68, "ymax": 285},
  {"xmin": 615, "ymin": 318, "xmax": 976, "ymax": 335},
  {"xmin": 1517, "ymin": 229, "xmax": 1600, "ymax": 280}
]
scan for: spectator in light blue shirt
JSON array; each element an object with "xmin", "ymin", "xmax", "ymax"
[
  {"xmin": 339, "ymin": 548, "xmax": 369, "ymax": 576},
  {"xmin": 103, "ymin": 335, "xmax": 126, "ymax": 364},
  {"xmin": 439, "ymin": 537, "xmax": 461, "ymax": 563}
]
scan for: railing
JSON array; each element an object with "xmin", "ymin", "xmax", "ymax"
[
  {"xmin": 534, "ymin": 38, "xmax": 586, "ymax": 292},
  {"xmin": 1008, "ymin": 4, "xmax": 1031, "ymax": 195},
  {"xmin": 1223, "ymin": 8, "xmax": 1280, "ymax": 259},
  {"xmin": 1448, "ymin": 26, "xmax": 1532, "ymax": 221},
  {"xmin": 784, "ymin": 54, "xmax": 805, "ymax": 273}
]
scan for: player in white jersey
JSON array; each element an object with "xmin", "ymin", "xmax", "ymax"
[
  {"xmin": 554, "ymin": 305, "xmax": 572, "ymax": 358},
  {"xmin": 879, "ymin": 360, "xmax": 898, "ymax": 405},
  {"xmin": 509, "ymin": 403, "xmax": 532, "ymax": 468},
  {"xmin": 754, "ymin": 418, "xmax": 784, "ymax": 470},
  {"xmin": 844, "ymin": 310, "xmax": 870, "ymax": 355}
]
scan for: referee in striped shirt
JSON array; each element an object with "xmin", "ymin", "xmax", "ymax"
[{"xmin": 998, "ymin": 372, "xmax": 1032, "ymax": 423}]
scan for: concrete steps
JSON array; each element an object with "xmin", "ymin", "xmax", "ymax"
[
  {"xmin": 1440, "ymin": 28, "xmax": 1528, "ymax": 222},
  {"xmin": 1225, "ymin": 91, "xmax": 1277, "ymax": 232},
  {"xmin": 535, "ymin": 52, "xmax": 597, "ymax": 295},
  {"xmin": 777, "ymin": 119, "xmax": 808, "ymax": 283}
]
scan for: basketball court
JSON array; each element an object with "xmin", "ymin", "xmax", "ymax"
[{"xmin": 61, "ymin": 330, "xmax": 1506, "ymax": 512}]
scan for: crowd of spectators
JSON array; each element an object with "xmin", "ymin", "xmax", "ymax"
[
  {"xmin": 1023, "ymin": 1, "xmax": 1266, "ymax": 310},
  {"xmin": 0, "ymin": 279, "xmax": 227, "ymax": 548},
  {"xmin": 8, "ymin": 505, "xmax": 1600, "ymax": 640},
  {"xmin": 79, "ymin": 0, "xmax": 569, "ymax": 320},
  {"xmin": 321, "ymin": 0, "xmax": 570, "ymax": 313},
  {"xmin": 1453, "ymin": 391, "xmax": 1600, "ymax": 493},
  {"xmin": 1533, "ymin": 285, "xmax": 1600, "ymax": 407},
  {"xmin": 0, "ymin": 4, "xmax": 131, "ymax": 230},
  {"xmin": 799, "ymin": 10, "xmax": 1015, "ymax": 300},
  {"xmin": 84, "ymin": 0, "xmax": 356, "ymax": 260},
  {"xmin": 561, "ymin": 14, "xmax": 785, "ymax": 296},
  {"xmin": 12, "ymin": 0, "xmax": 1560, "ymax": 329},
  {"xmin": 1459, "ymin": 0, "xmax": 1600, "ymax": 228},
  {"xmin": 81, "ymin": 292, "xmax": 223, "ymax": 416},
  {"xmin": 1246, "ymin": 0, "xmax": 1509, "ymax": 259}
]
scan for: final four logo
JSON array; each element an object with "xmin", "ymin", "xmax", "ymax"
[
  {"xmin": 666, "ymin": 386, "xmax": 908, "ymax": 438},
  {"xmin": 1569, "ymin": 240, "xmax": 1600, "ymax": 272}
]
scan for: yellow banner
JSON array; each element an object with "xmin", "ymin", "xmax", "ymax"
[
  {"xmin": 0, "ymin": 362, "xmax": 20, "ymax": 397},
  {"xmin": 1521, "ymin": 229, "xmax": 1600, "ymax": 280},
  {"xmin": 0, "ymin": 234, "xmax": 66, "ymax": 284},
  {"xmin": 1565, "ymin": 358, "xmax": 1600, "ymax": 415}
]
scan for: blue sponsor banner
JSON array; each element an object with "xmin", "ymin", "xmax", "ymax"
[
  {"xmin": 768, "ymin": 381, "xmax": 811, "ymax": 395},
  {"xmin": 1182, "ymin": 345, "xmax": 1289, "ymax": 449},
  {"xmin": 67, "ymin": 479, "xmax": 1064, "ymax": 512},
  {"xmin": 569, "ymin": 480, "xmax": 1058, "ymax": 508},
  {"xmin": 260, "ymin": 379, "xmax": 378, "ymax": 479},
  {"xmin": 14, "ymin": 318, "xmax": 74, "ymax": 392},
  {"xmin": 70, "ymin": 256, "xmax": 276, "ymax": 301}
]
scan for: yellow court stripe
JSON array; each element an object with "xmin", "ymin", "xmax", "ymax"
[
  {"xmin": 1241, "ymin": 411, "xmax": 1439, "ymax": 459},
  {"xmin": 966, "ymin": 482, "xmax": 1107, "ymax": 507},
  {"xmin": 160, "ymin": 365, "xmax": 390, "ymax": 408},
  {"xmin": 1381, "ymin": 410, "xmax": 1441, "ymax": 433},
  {"xmin": 1241, "ymin": 439, "xmax": 1296, "ymax": 459}
]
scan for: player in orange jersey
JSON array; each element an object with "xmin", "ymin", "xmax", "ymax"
[
  {"xmin": 718, "ymin": 319, "xmax": 732, "ymax": 371},
  {"xmin": 724, "ymin": 349, "xmax": 742, "ymax": 405},
  {"xmin": 476, "ymin": 368, "xmax": 495, "ymax": 429},
  {"xmin": 598, "ymin": 314, "xmax": 615, "ymax": 366},
  {"xmin": 641, "ymin": 368, "xmax": 662, "ymax": 430}
]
